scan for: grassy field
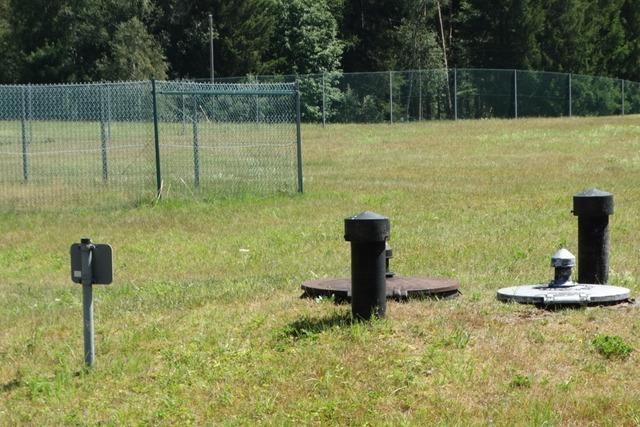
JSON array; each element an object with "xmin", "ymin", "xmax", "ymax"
[{"xmin": 1, "ymin": 116, "xmax": 640, "ymax": 425}]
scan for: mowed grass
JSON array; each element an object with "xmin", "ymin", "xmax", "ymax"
[{"xmin": 1, "ymin": 116, "xmax": 640, "ymax": 425}]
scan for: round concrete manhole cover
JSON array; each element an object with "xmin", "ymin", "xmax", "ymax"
[{"xmin": 301, "ymin": 276, "xmax": 460, "ymax": 301}]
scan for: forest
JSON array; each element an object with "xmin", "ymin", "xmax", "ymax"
[{"xmin": 0, "ymin": 0, "xmax": 639, "ymax": 84}]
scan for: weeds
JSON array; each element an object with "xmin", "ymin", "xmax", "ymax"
[{"xmin": 591, "ymin": 334, "xmax": 633, "ymax": 359}]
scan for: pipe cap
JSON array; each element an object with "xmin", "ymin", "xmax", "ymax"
[
  {"xmin": 573, "ymin": 188, "xmax": 613, "ymax": 216},
  {"xmin": 344, "ymin": 211, "xmax": 390, "ymax": 242},
  {"xmin": 551, "ymin": 248, "xmax": 576, "ymax": 268}
]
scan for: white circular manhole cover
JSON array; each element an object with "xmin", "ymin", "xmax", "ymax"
[
  {"xmin": 496, "ymin": 248, "xmax": 630, "ymax": 306},
  {"xmin": 497, "ymin": 283, "xmax": 630, "ymax": 305}
]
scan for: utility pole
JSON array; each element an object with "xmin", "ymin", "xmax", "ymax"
[
  {"xmin": 209, "ymin": 13, "xmax": 214, "ymax": 83},
  {"xmin": 436, "ymin": 0, "xmax": 451, "ymax": 111}
]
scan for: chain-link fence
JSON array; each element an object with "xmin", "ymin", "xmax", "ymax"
[
  {"xmin": 0, "ymin": 69, "xmax": 636, "ymax": 208},
  {"xmin": 211, "ymin": 68, "xmax": 639, "ymax": 123},
  {"xmin": 152, "ymin": 81, "xmax": 302, "ymax": 197},
  {"xmin": 0, "ymin": 80, "xmax": 302, "ymax": 209}
]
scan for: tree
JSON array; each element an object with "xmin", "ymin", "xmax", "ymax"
[
  {"xmin": 7, "ymin": 0, "xmax": 165, "ymax": 82},
  {"xmin": 394, "ymin": 0, "xmax": 443, "ymax": 70},
  {"xmin": 537, "ymin": 0, "xmax": 590, "ymax": 73},
  {"xmin": 0, "ymin": 0, "xmax": 18, "ymax": 82},
  {"xmin": 151, "ymin": 0, "xmax": 275, "ymax": 78},
  {"xmin": 98, "ymin": 17, "xmax": 168, "ymax": 80},
  {"xmin": 264, "ymin": 0, "xmax": 343, "ymax": 74},
  {"xmin": 340, "ymin": 0, "xmax": 408, "ymax": 71},
  {"xmin": 455, "ymin": 0, "xmax": 545, "ymax": 69},
  {"xmin": 621, "ymin": 0, "xmax": 640, "ymax": 81}
]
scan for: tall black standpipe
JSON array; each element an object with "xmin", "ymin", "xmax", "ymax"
[
  {"xmin": 344, "ymin": 211, "xmax": 390, "ymax": 320},
  {"xmin": 572, "ymin": 189, "xmax": 614, "ymax": 284}
]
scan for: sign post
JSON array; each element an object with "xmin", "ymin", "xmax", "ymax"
[{"xmin": 70, "ymin": 238, "xmax": 113, "ymax": 368}]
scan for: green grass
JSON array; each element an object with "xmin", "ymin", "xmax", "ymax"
[{"xmin": 2, "ymin": 116, "xmax": 640, "ymax": 424}]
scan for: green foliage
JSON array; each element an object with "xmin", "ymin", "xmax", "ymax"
[
  {"xmin": 265, "ymin": 0, "xmax": 343, "ymax": 75},
  {"xmin": 394, "ymin": 2, "xmax": 443, "ymax": 70},
  {"xmin": 339, "ymin": 0, "xmax": 410, "ymax": 70},
  {"xmin": 151, "ymin": 0, "xmax": 275, "ymax": 79},
  {"xmin": 6, "ymin": 0, "xmax": 165, "ymax": 82},
  {"xmin": 97, "ymin": 17, "xmax": 168, "ymax": 80},
  {"xmin": 456, "ymin": 0, "xmax": 545, "ymax": 69},
  {"xmin": 591, "ymin": 335, "xmax": 633, "ymax": 359},
  {"xmin": 509, "ymin": 374, "xmax": 532, "ymax": 388},
  {"xmin": 1, "ymin": 0, "xmax": 640, "ymax": 84}
]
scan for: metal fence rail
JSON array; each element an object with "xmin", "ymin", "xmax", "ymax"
[
  {"xmin": 211, "ymin": 68, "xmax": 640, "ymax": 123},
  {"xmin": 0, "ymin": 80, "xmax": 302, "ymax": 209}
]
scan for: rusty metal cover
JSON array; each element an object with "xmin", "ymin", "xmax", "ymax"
[{"xmin": 301, "ymin": 276, "xmax": 460, "ymax": 301}]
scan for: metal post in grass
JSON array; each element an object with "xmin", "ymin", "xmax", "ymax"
[
  {"xmin": 151, "ymin": 79, "xmax": 162, "ymax": 197},
  {"xmin": 192, "ymin": 95, "xmax": 200, "ymax": 188},
  {"xmin": 106, "ymin": 84, "xmax": 112, "ymax": 141},
  {"xmin": 255, "ymin": 95, "xmax": 260, "ymax": 124},
  {"xmin": 100, "ymin": 86, "xmax": 109, "ymax": 182},
  {"xmin": 81, "ymin": 240, "xmax": 94, "ymax": 367},
  {"xmin": 70, "ymin": 238, "xmax": 113, "ymax": 368},
  {"xmin": 209, "ymin": 13, "xmax": 215, "ymax": 83},
  {"xmin": 322, "ymin": 72, "xmax": 326, "ymax": 127},
  {"xmin": 621, "ymin": 79, "xmax": 625, "ymax": 115},
  {"xmin": 418, "ymin": 70, "xmax": 423, "ymax": 121},
  {"xmin": 389, "ymin": 71, "xmax": 393, "ymax": 123},
  {"xmin": 568, "ymin": 73, "xmax": 573, "ymax": 117},
  {"xmin": 27, "ymin": 84, "xmax": 33, "ymax": 156},
  {"xmin": 181, "ymin": 95, "xmax": 187, "ymax": 135},
  {"xmin": 20, "ymin": 85, "xmax": 29, "ymax": 182},
  {"xmin": 453, "ymin": 68, "xmax": 458, "ymax": 120},
  {"xmin": 513, "ymin": 69, "xmax": 518, "ymax": 119},
  {"xmin": 295, "ymin": 81, "xmax": 304, "ymax": 193}
]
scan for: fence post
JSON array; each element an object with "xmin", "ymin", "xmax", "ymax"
[
  {"xmin": 418, "ymin": 70, "xmax": 423, "ymax": 121},
  {"xmin": 453, "ymin": 68, "xmax": 458, "ymax": 120},
  {"xmin": 181, "ymin": 94, "xmax": 187, "ymax": 135},
  {"xmin": 106, "ymin": 84, "xmax": 112, "ymax": 141},
  {"xmin": 295, "ymin": 81, "xmax": 304, "ymax": 193},
  {"xmin": 192, "ymin": 96, "xmax": 200, "ymax": 189},
  {"xmin": 322, "ymin": 72, "xmax": 326, "ymax": 127},
  {"xmin": 100, "ymin": 86, "xmax": 109, "ymax": 182},
  {"xmin": 621, "ymin": 79, "xmax": 625, "ymax": 115},
  {"xmin": 568, "ymin": 73, "xmax": 572, "ymax": 117},
  {"xmin": 514, "ymin": 69, "xmax": 518, "ymax": 119},
  {"xmin": 151, "ymin": 80, "xmax": 162, "ymax": 197},
  {"xmin": 20, "ymin": 85, "xmax": 29, "ymax": 182},
  {"xmin": 255, "ymin": 95, "xmax": 260, "ymax": 124},
  {"xmin": 389, "ymin": 71, "xmax": 393, "ymax": 123}
]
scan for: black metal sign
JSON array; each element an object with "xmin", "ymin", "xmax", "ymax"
[{"xmin": 70, "ymin": 243, "xmax": 113, "ymax": 285}]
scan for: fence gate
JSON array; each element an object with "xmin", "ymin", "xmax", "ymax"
[{"xmin": 152, "ymin": 81, "xmax": 303, "ymax": 198}]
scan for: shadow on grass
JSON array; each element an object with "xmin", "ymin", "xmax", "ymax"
[
  {"xmin": 536, "ymin": 299, "xmax": 635, "ymax": 311},
  {"xmin": 0, "ymin": 378, "xmax": 21, "ymax": 393},
  {"xmin": 300, "ymin": 290, "xmax": 461, "ymax": 305},
  {"xmin": 274, "ymin": 311, "xmax": 353, "ymax": 344}
]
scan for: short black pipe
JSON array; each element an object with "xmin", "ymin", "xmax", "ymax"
[
  {"xmin": 351, "ymin": 242, "xmax": 387, "ymax": 318},
  {"xmin": 345, "ymin": 211, "xmax": 390, "ymax": 320},
  {"xmin": 552, "ymin": 266, "xmax": 572, "ymax": 286},
  {"xmin": 573, "ymin": 189, "xmax": 613, "ymax": 284}
]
